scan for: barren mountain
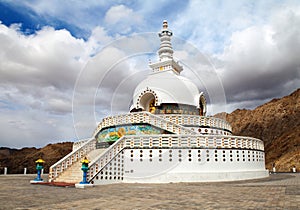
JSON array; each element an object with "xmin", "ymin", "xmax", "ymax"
[
  {"xmin": 0, "ymin": 142, "xmax": 72, "ymax": 174},
  {"xmin": 216, "ymin": 88, "xmax": 300, "ymax": 172}
]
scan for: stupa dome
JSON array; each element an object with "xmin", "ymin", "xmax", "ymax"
[{"xmin": 130, "ymin": 70, "xmax": 205, "ymax": 111}]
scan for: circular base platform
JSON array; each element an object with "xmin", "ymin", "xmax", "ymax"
[{"xmin": 123, "ymin": 170, "xmax": 269, "ymax": 183}]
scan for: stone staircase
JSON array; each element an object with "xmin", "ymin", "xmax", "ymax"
[{"xmin": 54, "ymin": 148, "xmax": 106, "ymax": 183}]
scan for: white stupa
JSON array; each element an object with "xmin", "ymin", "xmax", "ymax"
[{"xmin": 49, "ymin": 21, "xmax": 268, "ymax": 185}]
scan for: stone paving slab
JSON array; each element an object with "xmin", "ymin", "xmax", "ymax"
[{"xmin": 0, "ymin": 173, "xmax": 299, "ymax": 209}]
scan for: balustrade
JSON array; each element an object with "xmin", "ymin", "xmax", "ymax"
[
  {"xmin": 93, "ymin": 112, "xmax": 197, "ymax": 138},
  {"xmin": 48, "ymin": 138, "xmax": 96, "ymax": 182},
  {"xmin": 87, "ymin": 133, "xmax": 264, "ymax": 183}
]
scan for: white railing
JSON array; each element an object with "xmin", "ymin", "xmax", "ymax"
[
  {"xmin": 93, "ymin": 112, "xmax": 197, "ymax": 137},
  {"xmin": 122, "ymin": 134, "xmax": 264, "ymax": 150},
  {"xmin": 157, "ymin": 114, "xmax": 232, "ymax": 132},
  {"xmin": 73, "ymin": 138, "xmax": 90, "ymax": 151},
  {"xmin": 87, "ymin": 134, "xmax": 264, "ymax": 183},
  {"xmin": 148, "ymin": 112, "xmax": 198, "ymax": 135},
  {"xmin": 48, "ymin": 138, "xmax": 96, "ymax": 182},
  {"xmin": 87, "ymin": 136, "xmax": 126, "ymax": 181}
]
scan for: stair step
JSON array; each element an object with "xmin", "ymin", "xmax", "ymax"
[{"xmin": 53, "ymin": 148, "xmax": 107, "ymax": 183}]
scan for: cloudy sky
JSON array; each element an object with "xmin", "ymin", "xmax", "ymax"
[{"xmin": 0, "ymin": 0, "xmax": 299, "ymax": 148}]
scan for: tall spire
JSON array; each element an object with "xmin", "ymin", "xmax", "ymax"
[
  {"xmin": 158, "ymin": 20, "xmax": 173, "ymax": 61},
  {"xmin": 149, "ymin": 20, "xmax": 183, "ymax": 74}
]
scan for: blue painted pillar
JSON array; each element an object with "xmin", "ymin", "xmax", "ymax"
[
  {"xmin": 34, "ymin": 159, "xmax": 45, "ymax": 181},
  {"xmin": 80, "ymin": 157, "xmax": 90, "ymax": 184}
]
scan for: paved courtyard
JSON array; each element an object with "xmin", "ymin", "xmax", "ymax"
[{"xmin": 0, "ymin": 173, "xmax": 299, "ymax": 209}]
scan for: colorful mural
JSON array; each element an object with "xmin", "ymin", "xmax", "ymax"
[{"xmin": 97, "ymin": 124, "xmax": 163, "ymax": 143}]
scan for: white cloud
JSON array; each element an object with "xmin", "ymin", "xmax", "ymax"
[
  {"xmin": 105, "ymin": 5, "xmax": 130, "ymax": 24},
  {"xmin": 0, "ymin": 24, "xmax": 85, "ymax": 89},
  {"xmin": 172, "ymin": 0, "xmax": 280, "ymax": 54},
  {"xmin": 217, "ymin": 6, "xmax": 300, "ymax": 112},
  {"xmin": 0, "ymin": 32, "xmax": 154, "ymax": 144},
  {"xmin": 11, "ymin": 0, "xmax": 109, "ymax": 34},
  {"xmin": 104, "ymin": 4, "xmax": 143, "ymax": 34},
  {"xmin": 0, "ymin": 22, "xmax": 116, "ymax": 147},
  {"xmin": 0, "ymin": 108, "xmax": 75, "ymax": 148},
  {"xmin": 84, "ymin": 26, "xmax": 113, "ymax": 58}
]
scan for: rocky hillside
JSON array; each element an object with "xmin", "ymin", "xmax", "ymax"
[
  {"xmin": 215, "ymin": 88, "xmax": 300, "ymax": 172},
  {"xmin": 0, "ymin": 142, "xmax": 72, "ymax": 174}
]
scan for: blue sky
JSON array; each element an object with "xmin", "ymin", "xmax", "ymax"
[
  {"xmin": 0, "ymin": 0, "xmax": 299, "ymax": 148},
  {"xmin": 0, "ymin": 1, "xmax": 189, "ymax": 39}
]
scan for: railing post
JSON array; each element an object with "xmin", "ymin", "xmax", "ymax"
[
  {"xmin": 4, "ymin": 167, "xmax": 7, "ymax": 175},
  {"xmin": 24, "ymin": 168, "xmax": 27, "ymax": 175}
]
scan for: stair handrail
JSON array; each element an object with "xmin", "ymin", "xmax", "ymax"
[
  {"xmin": 87, "ymin": 136, "xmax": 126, "ymax": 181},
  {"xmin": 48, "ymin": 137, "xmax": 96, "ymax": 182},
  {"xmin": 146, "ymin": 112, "xmax": 198, "ymax": 135}
]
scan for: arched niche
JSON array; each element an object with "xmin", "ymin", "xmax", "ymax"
[{"xmin": 199, "ymin": 94, "xmax": 207, "ymax": 116}]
